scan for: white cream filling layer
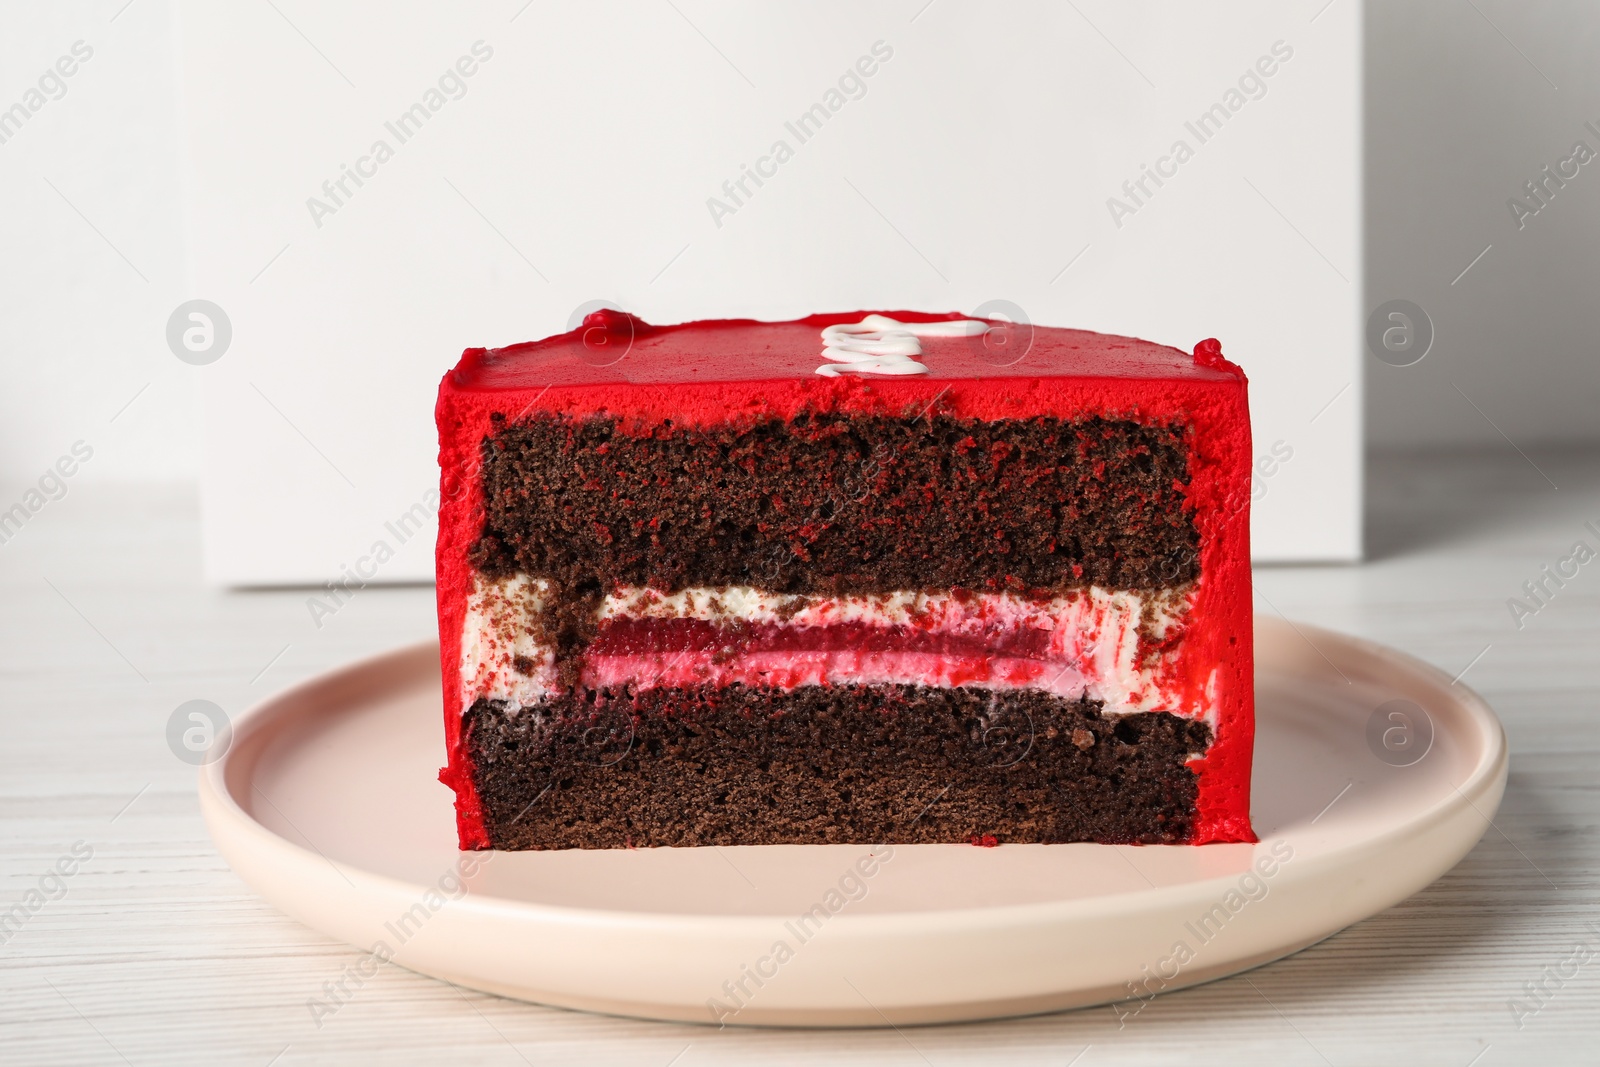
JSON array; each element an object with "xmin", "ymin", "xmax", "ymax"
[
  {"xmin": 601, "ymin": 583, "xmax": 1188, "ymax": 640},
  {"xmin": 460, "ymin": 574, "xmax": 557, "ymax": 710},
  {"xmin": 460, "ymin": 574, "xmax": 1204, "ymax": 720}
]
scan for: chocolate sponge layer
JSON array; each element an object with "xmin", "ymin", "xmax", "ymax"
[
  {"xmin": 470, "ymin": 412, "xmax": 1197, "ymax": 597},
  {"xmin": 465, "ymin": 683, "xmax": 1211, "ymax": 849}
]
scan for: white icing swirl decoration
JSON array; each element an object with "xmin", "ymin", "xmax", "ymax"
[{"xmin": 815, "ymin": 314, "xmax": 990, "ymax": 377}]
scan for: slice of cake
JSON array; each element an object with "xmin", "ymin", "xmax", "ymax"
[{"xmin": 435, "ymin": 310, "xmax": 1254, "ymax": 850}]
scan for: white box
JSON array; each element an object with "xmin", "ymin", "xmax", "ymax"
[{"xmin": 178, "ymin": 0, "xmax": 1361, "ymax": 584}]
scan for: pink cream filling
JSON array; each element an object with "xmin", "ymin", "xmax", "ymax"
[
  {"xmin": 461, "ymin": 578, "xmax": 1204, "ymax": 719},
  {"xmin": 576, "ymin": 604, "xmax": 1190, "ymax": 713},
  {"xmin": 579, "ymin": 618, "xmax": 1067, "ymax": 692},
  {"xmin": 585, "ymin": 649, "xmax": 1082, "ymax": 694}
]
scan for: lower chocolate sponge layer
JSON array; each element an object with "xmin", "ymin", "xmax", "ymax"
[{"xmin": 465, "ymin": 684, "xmax": 1212, "ymax": 848}]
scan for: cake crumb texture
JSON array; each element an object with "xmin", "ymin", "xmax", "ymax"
[{"xmin": 466, "ymin": 683, "xmax": 1210, "ymax": 849}]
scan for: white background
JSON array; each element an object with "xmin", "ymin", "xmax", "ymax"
[{"xmin": 3, "ymin": 1, "xmax": 1593, "ymax": 583}]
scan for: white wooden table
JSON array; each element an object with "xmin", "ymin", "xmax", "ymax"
[{"xmin": 2, "ymin": 447, "xmax": 1596, "ymax": 1065}]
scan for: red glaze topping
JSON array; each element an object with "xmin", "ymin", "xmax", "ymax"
[
  {"xmin": 453, "ymin": 310, "xmax": 1244, "ymax": 391},
  {"xmin": 1192, "ymin": 337, "xmax": 1245, "ymax": 377}
]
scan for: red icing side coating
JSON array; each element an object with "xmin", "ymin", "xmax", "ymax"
[{"xmin": 436, "ymin": 312, "xmax": 1254, "ymax": 848}]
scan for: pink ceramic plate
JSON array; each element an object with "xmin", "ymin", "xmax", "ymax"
[{"xmin": 200, "ymin": 616, "xmax": 1506, "ymax": 1026}]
